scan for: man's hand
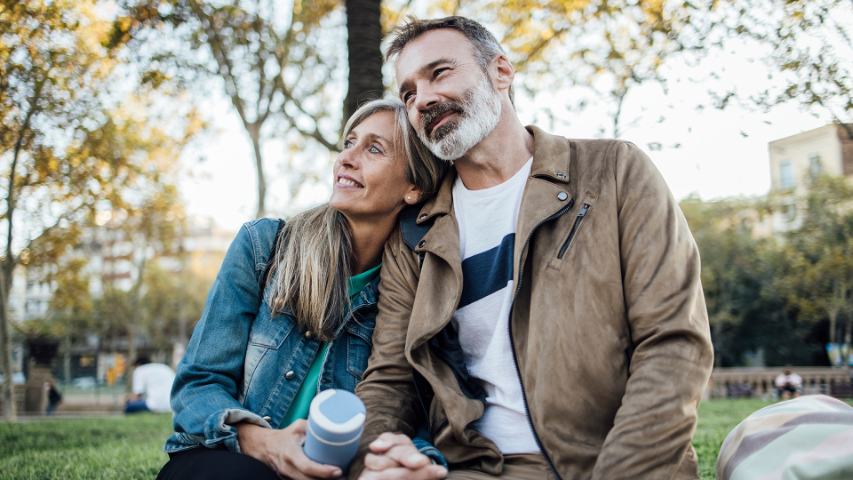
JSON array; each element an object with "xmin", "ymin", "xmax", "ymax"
[
  {"xmin": 358, "ymin": 432, "xmax": 447, "ymax": 480},
  {"xmin": 237, "ymin": 420, "xmax": 342, "ymax": 480}
]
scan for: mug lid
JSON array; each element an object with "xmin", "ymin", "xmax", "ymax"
[{"xmin": 309, "ymin": 389, "xmax": 366, "ymax": 434}]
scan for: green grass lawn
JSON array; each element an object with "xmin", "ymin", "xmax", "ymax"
[{"xmin": 0, "ymin": 399, "xmax": 799, "ymax": 479}]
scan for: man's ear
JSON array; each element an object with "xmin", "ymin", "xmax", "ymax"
[
  {"xmin": 491, "ymin": 54, "xmax": 514, "ymax": 93},
  {"xmin": 403, "ymin": 185, "xmax": 424, "ymax": 205}
]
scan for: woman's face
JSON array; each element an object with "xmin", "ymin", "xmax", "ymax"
[{"xmin": 330, "ymin": 110, "xmax": 420, "ymax": 220}]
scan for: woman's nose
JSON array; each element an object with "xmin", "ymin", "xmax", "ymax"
[{"xmin": 337, "ymin": 148, "xmax": 359, "ymax": 169}]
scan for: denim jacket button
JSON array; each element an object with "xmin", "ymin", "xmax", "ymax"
[
  {"xmin": 285, "ymin": 370, "xmax": 295, "ymax": 380},
  {"xmin": 304, "ymin": 330, "xmax": 313, "ymax": 339}
]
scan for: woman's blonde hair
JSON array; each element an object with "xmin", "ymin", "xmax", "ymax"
[{"xmin": 267, "ymin": 98, "xmax": 447, "ymax": 339}]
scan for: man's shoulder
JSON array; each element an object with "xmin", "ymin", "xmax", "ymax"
[{"xmin": 530, "ymin": 126, "xmax": 645, "ymax": 168}]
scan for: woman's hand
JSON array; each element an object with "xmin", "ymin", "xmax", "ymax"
[{"xmin": 237, "ymin": 420, "xmax": 343, "ymax": 480}]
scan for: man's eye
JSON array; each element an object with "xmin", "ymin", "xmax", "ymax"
[
  {"xmin": 403, "ymin": 92, "xmax": 414, "ymax": 103},
  {"xmin": 433, "ymin": 67, "xmax": 448, "ymax": 78}
]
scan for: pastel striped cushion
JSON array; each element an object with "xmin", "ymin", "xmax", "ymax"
[{"xmin": 717, "ymin": 394, "xmax": 853, "ymax": 479}]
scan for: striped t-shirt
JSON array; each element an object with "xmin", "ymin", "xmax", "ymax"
[{"xmin": 451, "ymin": 158, "xmax": 539, "ymax": 454}]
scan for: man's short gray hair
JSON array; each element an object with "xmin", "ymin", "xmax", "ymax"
[{"xmin": 386, "ymin": 16, "xmax": 514, "ymax": 104}]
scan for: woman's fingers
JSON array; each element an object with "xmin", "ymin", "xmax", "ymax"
[
  {"xmin": 271, "ymin": 422, "xmax": 341, "ymax": 479},
  {"xmin": 289, "ymin": 450, "xmax": 342, "ymax": 478}
]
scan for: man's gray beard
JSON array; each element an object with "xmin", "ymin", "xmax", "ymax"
[{"xmin": 420, "ymin": 77, "xmax": 502, "ymax": 162}]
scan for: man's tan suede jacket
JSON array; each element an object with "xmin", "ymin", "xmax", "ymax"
[{"xmin": 352, "ymin": 127, "xmax": 714, "ymax": 479}]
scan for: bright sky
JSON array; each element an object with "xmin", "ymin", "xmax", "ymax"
[{"xmin": 178, "ymin": 34, "xmax": 834, "ymax": 235}]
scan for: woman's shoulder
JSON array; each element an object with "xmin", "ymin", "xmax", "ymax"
[{"xmin": 226, "ymin": 218, "xmax": 285, "ymax": 273}]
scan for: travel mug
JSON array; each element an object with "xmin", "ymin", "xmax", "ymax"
[{"xmin": 303, "ymin": 389, "xmax": 366, "ymax": 469}]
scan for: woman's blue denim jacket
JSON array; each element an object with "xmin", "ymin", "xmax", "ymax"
[{"xmin": 164, "ymin": 219, "xmax": 443, "ymax": 464}]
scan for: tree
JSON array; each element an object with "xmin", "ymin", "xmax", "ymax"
[
  {"xmin": 711, "ymin": 0, "xmax": 852, "ymax": 138},
  {"xmin": 344, "ymin": 0, "xmax": 383, "ymax": 121},
  {"xmin": 45, "ymin": 257, "xmax": 93, "ymax": 383},
  {"xmin": 402, "ymin": 1, "xmax": 850, "ymax": 140},
  {"xmin": 138, "ymin": 262, "xmax": 208, "ymax": 357},
  {"xmin": 681, "ymin": 195, "xmax": 827, "ymax": 366},
  {"xmin": 779, "ymin": 176, "xmax": 853, "ymax": 351},
  {"xmin": 114, "ymin": 0, "xmax": 385, "ymax": 217},
  {"xmin": 0, "ymin": 0, "xmax": 197, "ymax": 419},
  {"xmin": 120, "ymin": 184, "xmax": 187, "ymax": 367}
]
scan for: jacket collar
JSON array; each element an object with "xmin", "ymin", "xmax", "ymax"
[{"xmin": 415, "ymin": 125, "xmax": 572, "ymax": 223}]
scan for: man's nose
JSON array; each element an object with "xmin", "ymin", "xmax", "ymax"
[{"xmin": 414, "ymin": 81, "xmax": 440, "ymax": 112}]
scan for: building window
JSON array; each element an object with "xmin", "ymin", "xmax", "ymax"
[
  {"xmin": 779, "ymin": 160, "xmax": 794, "ymax": 188},
  {"xmin": 809, "ymin": 154, "xmax": 822, "ymax": 179},
  {"xmin": 782, "ymin": 202, "xmax": 797, "ymax": 223}
]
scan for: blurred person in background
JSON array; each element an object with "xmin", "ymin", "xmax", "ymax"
[
  {"xmin": 156, "ymin": 98, "xmax": 449, "ymax": 480},
  {"xmin": 774, "ymin": 368, "xmax": 802, "ymax": 399},
  {"xmin": 124, "ymin": 356, "xmax": 175, "ymax": 414}
]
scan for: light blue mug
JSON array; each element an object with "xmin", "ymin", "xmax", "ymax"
[{"xmin": 304, "ymin": 389, "xmax": 366, "ymax": 470}]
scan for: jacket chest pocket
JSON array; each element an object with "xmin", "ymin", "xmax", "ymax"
[
  {"xmin": 244, "ymin": 310, "xmax": 296, "ymax": 398},
  {"xmin": 248, "ymin": 308, "xmax": 295, "ymax": 349},
  {"xmin": 345, "ymin": 318, "xmax": 375, "ymax": 380},
  {"xmin": 548, "ymin": 199, "xmax": 594, "ymax": 270}
]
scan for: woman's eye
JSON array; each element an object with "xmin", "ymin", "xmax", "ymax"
[
  {"xmin": 368, "ymin": 145, "xmax": 383, "ymax": 154},
  {"xmin": 343, "ymin": 139, "xmax": 354, "ymax": 148}
]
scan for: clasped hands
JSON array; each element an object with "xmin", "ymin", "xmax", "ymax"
[{"xmin": 238, "ymin": 422, "xmax": 447, "ymax": 480}]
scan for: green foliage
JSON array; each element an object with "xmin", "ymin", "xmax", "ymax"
[
  {"xmin": 683, "ymin": 176, "xmax": 853, "ymax": 367},
  {"xmin": 138, "ymin": 263, "xmax": 208, "ymax": 351},
  {"xmin": 113, "ymin": 0, "xmax": 351, "ymax": 216},
  {"xmin": 778, "ymin": 176, "xmax": 853, "ymax": 346}
]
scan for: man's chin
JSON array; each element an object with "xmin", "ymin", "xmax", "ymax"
[{"xmin": 429, "ymin": 139, "xmax": 468, "ymax": 162}]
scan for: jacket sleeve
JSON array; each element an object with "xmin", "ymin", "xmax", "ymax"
[
  {"xmin": 592, "ymin": 142, "xmax": 713, "ymax": 479},
  {"xmin": 170, "ymin": 222, "xmax": 273, "ymax": 453},
  {"xmin": 349, "ymin": 231, "xmax": 424, "ymax": 478}
]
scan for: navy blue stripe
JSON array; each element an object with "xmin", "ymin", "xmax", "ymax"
[{"xmin": 459, "ymin": 234, "xmax": 515, "ymax": 308}]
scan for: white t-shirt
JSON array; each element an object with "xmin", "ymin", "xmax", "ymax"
[
  {"xmin": 451, "ymin": 158, "xmax": 539, "ymax": 454},
  {"xmin": 775, "ymin": 373, "xmax": 802, "ymax": 389},
  {"xmin": 132, "ymin": 363, "xmax": 176, "ymax": 413}
]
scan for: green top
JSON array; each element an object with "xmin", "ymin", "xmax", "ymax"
[{"xmin": 280, "ymin": 264, "xmax": 381, "ymax": 425}]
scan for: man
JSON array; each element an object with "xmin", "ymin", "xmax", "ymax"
[
  {"xmin": 774, "ymin": 368, "xmax": 802, "ymax": 399},
  {"xmin": 125, "ymin": 356, "xmax": 175, "ymax": 414},
  {"xmin": 355, "ymin": 16, "xmax": 713, "ymax": 480}
]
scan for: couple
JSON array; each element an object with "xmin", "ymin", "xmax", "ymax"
[{"xmin": 158, "ymin": 16, "xmax": 713, "ymax": 480}]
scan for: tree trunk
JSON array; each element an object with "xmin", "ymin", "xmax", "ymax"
[
  {"xmin": 829, "ymin": 309, "xmax": 838, "ymax": 347},
  {"xmin": 613, "ymin": 88, "xmax": 627, "ymax": 139},
  {"xmin": 1, "ymin": 125, "xmax": 26, "ymax": 420},
  {"xmin": 248, "ymin": 124, "xmax": 266, "ymax": 218},
  {"xmin": 62, "ymin": 336, "xmax": 71, "ymax": 383},
  {"xmin": 126, "ymin": 255, "xmax": 148, "ymax": 393},
  {"xmin": 0, "ymin": 264, "xmax": 16, "ymax": 420},
  {"xmin": 343, "ymin": 0, "xmax": 384, "ymax": 123}
]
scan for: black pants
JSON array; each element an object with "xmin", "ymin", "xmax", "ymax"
[{"xmin": 156, "ymin": 447, "xmax": 279, "ymax": 480}]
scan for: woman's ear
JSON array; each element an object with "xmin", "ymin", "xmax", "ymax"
[{"xmin": 403, "ymin": 185, "xmax": 424, "ymax": 205}]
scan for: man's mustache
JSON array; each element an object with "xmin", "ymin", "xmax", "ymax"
[{"xmin": 421, "ymin": 101, "xmax": 464, "ymax": 136}]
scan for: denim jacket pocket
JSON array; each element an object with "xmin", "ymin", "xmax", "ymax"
[
  {"xmin": 248, "ymin": 309, "xmax": 295, "ymax": 349},
  {"xmin": 345, "ymin": 318, "xmax": 375, "ymax": 379}
]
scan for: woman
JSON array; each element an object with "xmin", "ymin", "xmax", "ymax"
[{"xmin": 157, "ymin": 99, "xmax": 447, "ymax": 480}]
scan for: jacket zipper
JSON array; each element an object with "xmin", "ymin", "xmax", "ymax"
[
  {"xmin": 557, "ymin": 202, "xmax": 590, "ymax": 259},
  {"xmin": 506, "ymin": 199, "xmax": 573, "ymax": 479}
]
